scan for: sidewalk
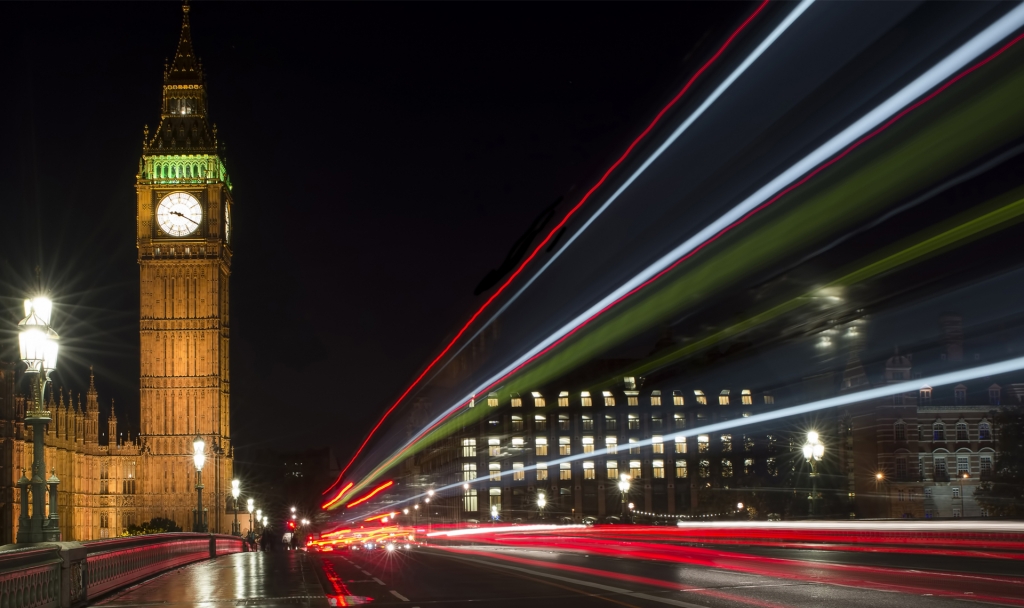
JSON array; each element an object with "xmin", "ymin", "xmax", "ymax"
[{"xmin": 92, "ymin": 550, "xmax": 329, "ymax": 607}]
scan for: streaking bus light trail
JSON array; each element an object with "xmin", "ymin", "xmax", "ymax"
[
  {"xmin": 345, "ymin": 480, "xmax": 394, "ymax": 509},
  {"xmin": 321, "ymin": 481, "xmax": 353, "ymax": 510},
  {"xmin": 333, "ymin": 4, "xmax": 1024, "ymax": 499},
  {"xmin": 323, "ymin": 0, "xmax": 777, "ymax": 494}
]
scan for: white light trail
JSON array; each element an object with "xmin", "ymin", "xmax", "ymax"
[{"xmin": 348, "ymin": 5, "xmax": 1024, "ymax": 503}]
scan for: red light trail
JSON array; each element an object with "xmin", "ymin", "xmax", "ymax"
[
  {"xmin": 321, "ymin": 481, "xmax": 353, "ymax": 510},
  {"xmin": 345, "ymin": 480, "xmax": 394, "ymax": 508},
  {"xmin": 322, "ymin": 0, "xmax": 773, "ymax": 497}
]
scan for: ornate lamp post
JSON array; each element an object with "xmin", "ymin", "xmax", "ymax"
[
  {"xmin": 231, "ymin": 479, "xmax": 241, "ymax": 535},
  {"xmin": 17, "ymin": 296, "xmax": 62, "ymax": 543},
  {"xmin": 802, "ymin": 431, "xmax": 825, "ymax": 517},
  {"xmin": 256, "ymin": 509, "xmax": 262, "ymax": 533},
  {"xmin": 192, "ymin": 436, "xmax": 207, "ymax": 532},
  {"xmin": 617, "ymin": 474, "xmax": 631, "ymax": 522},
  {"xmin": 247, "ymin": 498, "xmax": 254, "ymax": 535},
  {"xmin": 537, "ymin": 492, "xmax": 546, "ymax": 520}
]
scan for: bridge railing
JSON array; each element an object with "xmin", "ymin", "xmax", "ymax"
[{"xmin": 0, "ymin": 532, "xmax": 247, "ymax": 608}]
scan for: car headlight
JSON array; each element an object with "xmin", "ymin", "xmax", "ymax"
[{"xmin": 386, "ymin": 543, "xmax": 396, "ymax": 552}]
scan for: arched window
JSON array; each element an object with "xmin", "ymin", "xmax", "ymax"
[
  {"xmin": 956, "ymin": 421, "xmax": 968, "ymax": 441},
  {"xmin": 894, "ymin": 420, "xmax": 906, "ymax": 441},
  {"xmin": 932, "ymin": 421, "xmax": 945, "ymax": 441},
  {"xmin": 979, "ymin": 421, "xmax": 992, "ymax": 441}
]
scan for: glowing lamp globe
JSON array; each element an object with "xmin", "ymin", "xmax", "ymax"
[
  {"xmin": 247, "ymin": 498, "xmax": 254, "ymax": 514},
  {"xmin": 18, "ymin": 298, "xmax": 59, "ymax": 374},
  {"xmin": 231, "ymin": 479, "xmax": 240, "ymax": 500},
  {"xmin": 192, "ymin": 436, "xmax": 206, "ymax": 471}
]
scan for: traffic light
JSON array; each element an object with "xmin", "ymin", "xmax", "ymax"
[{"xmin": 287, "ymin": 520, "xmax": 296, "ymax": 530}]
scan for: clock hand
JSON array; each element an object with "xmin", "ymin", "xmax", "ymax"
[{"xmin": 170, "ymin": 210, "xmax": 200, "ymax": 225}]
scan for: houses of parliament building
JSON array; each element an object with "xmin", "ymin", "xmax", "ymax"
[{"xmin": 0, "ymin": 4, "xmax": 234, "ymax": 543}]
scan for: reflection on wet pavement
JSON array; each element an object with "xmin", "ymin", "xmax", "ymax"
[{"xmin": 93, "ymin": 550, "xmax": 329, "ymax": 607}]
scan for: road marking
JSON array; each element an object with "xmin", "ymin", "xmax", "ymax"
[
  {"xmin": 373, "ymin": 577, "xmax": 386, "ymax": 586},
  {"xmin": 361, "ymin": 569, "xmax": 372, "ymax": 575},
  {"xmin": 438, "ymin": 552, "xmax": 707, "ymax": 608},
  {"xmin": 390, "ymin": 590, "xmax": 410, "ymax": 601}
]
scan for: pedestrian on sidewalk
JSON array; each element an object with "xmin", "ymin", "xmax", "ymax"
[{"xmin": 259, "ymin": 530, "xmax": 267, "ymax": 551}]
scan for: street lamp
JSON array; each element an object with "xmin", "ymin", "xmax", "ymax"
[
  {"xmin": 490, "ymin": 504, "xmax": 499, "ymax": 525},
  {"xmin": 231, "ymin": 479, "xmax": 241, "ymax": 536},
  {"xmin": 262, "ymin": 516, "xmax": 268, "ymax": 528},
  {"xmin": 960, "ymin": 473, "xmax": 968, "ymax": 517},
  {"xmin": 802, "ymin": 431, "xmax": 825, "ymax": 517},
  {"xmin": 537, "ymin": 492, "xmax": 546, "ymax": 520},
  {"xmin": 17, "ymin": 296, "xmax": 62, "ymax": 543},
  {"xmin": 192, "ymin": 436, "xmax": 207, "ymax": 532},
  {"xmin": 617, "ymin": 474, "xmax": 631, "ymax": 522},
  {"xmin": 247, "ymin": 498, "xmax": 255, "ymax": 535}
]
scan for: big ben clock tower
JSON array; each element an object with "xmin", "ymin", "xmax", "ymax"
[{"xmin": 136, "ymin": 3, "xmax": 233, "ymax": 533}]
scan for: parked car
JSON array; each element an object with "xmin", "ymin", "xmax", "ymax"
[
  {"xmin": 767, "ymin": 513, "xmax": 782, "ymax": 522},
  {"xmin": 582, "ymin": 516, "xmax": 598, "ymax": 526}
]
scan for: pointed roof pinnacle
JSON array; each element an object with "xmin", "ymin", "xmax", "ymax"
[{"xmin": 167, "ymin": 0, "xmax": 202, "ymax": 84}]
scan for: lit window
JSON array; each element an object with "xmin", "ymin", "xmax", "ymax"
[
  {"xmin": 489, "ymin": 488, "xmax": 501, "ymax": 508},
  {"xmin": 559, "ymin": 415, "xmax": 570, "ymax": 431},
  {"xmin": 582, "ymin": 415, "xmax": 594, "ymax": 431},
  {"xmin": 489, "ymin": 463, "xmax": 501, "ymax": 481},
  {"xmin": 650, "ymin": 391, "xmax": 662, "ymax": 406},
  {"xmin": 719, "ymin": 390, "xmax": 730, "ymax": 406},
  {"xmin": 652, "ymin": 460, "xmax": 665, "ymax": 479},
  {"xmin": 652, "ymin": 436, "xmax": 664, "ymax": 454},
  {"xmin": 605, "ymin": 415, "xmax": 618, "ymax": 430},
  {"xmin": 582, "ymin": 436, "xmax": 595, "ymax": 453},
  {"xmin": 894, "ymin": 421, "xmax": 906, "ymax": 441},
  {"xmin": 532, "ymin": 391, "xmax": 545, "ymax": 408},
  {"xmin": 675, "ymin": 460, "xmax": 688, "ymax": 478},
  {"xmin": 583, "ymin": 461, "xmax": 596, "ymax": 480},
  {"xmin": 721, "ymin": 434, "xmax": 733, "ymax": 452},
  {"xmin": 487, "ymin": 392, "xmax": 499, "ymax": 407},
  {"xmin": 767, "ymin": 458, "xmax": 778, "ymax": 477},
  {"xmin": 628, "ymin": 438, "xmax": 640, "ymax": 454},
  {"xmin": 462, "ymin": 439, "xmax": 476, "ymax": 457},
  {"xmin": 511, "ymin": 393, "xmax": 522, "ymax": 408},
  {"xmin": 675, "ymin": 437, "xmax": 686, "ymax": 454},
  {"xmin": 919, "ymin": 387, "xmax": 932, "ymax": 404},
  {"xmin": 511, "ymin": 437, "xmax": 525, "ymax": 449},
  {"xmin": 579, "ymin": 391, "xmax": 591, "ymax": 407},
  {"xmin": 624, "ymin": 377, "xmax": 636, "ymax": 390},
  {"xmin": 743, "ymin": 435, "xmax": 755, "ymax": 451},
  {"xmin": 462, "ymin": 463, "xmax": 477, "ymax": 481},
  {"xmin": 956, "ymin": 422, "xmax": 968, "ymax": 441},
  {"xmin": 559, "ymin": 463, "xmax": 572, "ymax": 480},
  {"xmin": 606, "ymin": 460, "xmax": 619, "ymax": 479},
  {"xmin": 535, "ymin": 414, "xmax": 547, "ymax": 431},
  {"xmin": 513, "ymin": 462, "xmax": 525, "ymax": 481},
  {"xmin": 698, "ymin": 435, "xmax": 710, "ymax": 453},
  {"xmin": 626, "ymin": 391, "xmax": 639, "ymax": 406},
  {"xmin": 511, "ymin": 416, "xmax": 524, "ymax": 432},
  {"xmin": 628, "ymin": 414, "xmax": 639, "ymax": 430},
  {"xmin": 535, "ymin": 437, "xmax": 548, "ymax": 456},
  {"xmin": 698, "ymin": 460, "xmax": 710, "ymax": 478},
  {"xmin": 464, "ymin": 489, "xmax": 478, "ymax": 511},
  {"xmin": 764, "ymin": 395, "xmax": 775, "ymax": 405},
  {"xmin": 629, "ymin": 460, "xmax": 642, "ymax": 479},
  {"xmin": 488, "ymin": 438, "xmax": 501, "ymax": 457},
  {"xmin": 673, "ymin": 390, "xmax": 684, "ymax": 406},
  {"xmin": 743, "ymin": 458, "xmax": 754, "ymax": 475},
  {"xmin": 741, "ymin": 389, "xmax": 752, "ymax": 405},
  {"xmin": 559, "ymin": 437, "xmax": 571, "ymax": 456},
  {"xmin": 605, "ymin": 437, "xmax": 618, "ymax": 454},
  {"xmin": 695, "ymin": 390, "xmax": 707, "ymax": 405},
  {"xmin": 558, "ymin": 391, "xmax": 569, "ymax": 407},
  {"xmin": 536, "ymin": 463, "xmax": 548, "ymax": 481},
  {"xmin": 721, "ymin": 459, "xmax": 733, "ymax": 477},
  {"xmin": 603, "ymin": 391, "xmax": 616, "ymax": 407},
  {"xmin": 979, "ymin": 421, "xmax": 991, "ymax": 441}
]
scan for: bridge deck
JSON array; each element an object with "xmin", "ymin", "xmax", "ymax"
[{"xmin": 92, "ymin": 550, "xmax": 329, "ymax": 607}]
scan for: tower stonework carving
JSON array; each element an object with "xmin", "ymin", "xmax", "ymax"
[{"xmin": 136, "ymin": 3, "xmax": 233, "ymax": 533}]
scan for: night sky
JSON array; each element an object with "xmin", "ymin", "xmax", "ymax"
[{"xmin": 0, "ymin": 2, "xmax": 754, "ymax": 462}]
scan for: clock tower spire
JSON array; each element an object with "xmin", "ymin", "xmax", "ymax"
[{"xmin": 136, "ymin": 1, "xmax": 233, "ymax": 534}]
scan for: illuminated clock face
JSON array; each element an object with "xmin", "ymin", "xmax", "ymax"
[{"xmin": 157, "ymin": 192, "xmax": 203, "ymax": 237}]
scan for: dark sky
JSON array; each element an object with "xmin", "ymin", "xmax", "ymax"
[{"xmin": 0, "ymin": 2, "xmax": 755, "ymax": 461}]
